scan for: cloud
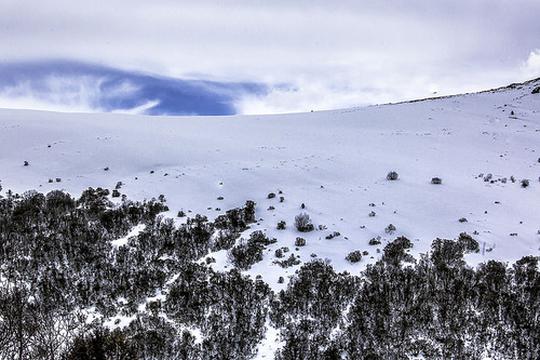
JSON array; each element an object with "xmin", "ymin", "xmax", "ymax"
[
  {"xmin": 0, "ymin": 61, "xmax": 268, "ymax": 115},
  {"xmin": 522, "ymin": 49, "xmax": 540, "ymax": 78},
  {"xmin": 2, "ymin": 1, "xmax": 540, "ymax": 114}
]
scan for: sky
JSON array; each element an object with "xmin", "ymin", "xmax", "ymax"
[{"xmin": 1, "ymin": 0, "xmax": 540, "ymax": 115}]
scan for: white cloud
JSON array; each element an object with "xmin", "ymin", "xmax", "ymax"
[
  {"xmin": 2, "ymin": 0, "xmax": 540, "ymax": 113},
  {"xmin": 522, "ymin": 49, "xmax": 540, "ymax": 78}
]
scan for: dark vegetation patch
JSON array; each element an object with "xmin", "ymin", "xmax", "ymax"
[{"xmin": 0, "ymin": 189, "xmax": 538, "ymax": 359}]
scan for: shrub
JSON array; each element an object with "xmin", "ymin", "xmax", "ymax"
[
  {"xmin": 177, "ymin": 210, "xmax": 185, "ymax": 217},
  {"xmin": 112, "ymin": 190, "xmax": 121, "ymax": 198},
  {"xmin": 325, "ymin": 231, "xmax": 340, "ymax": 240},
  {"xmin": 532, "ymin": 86, "xmax": 540, "ymax": 94},
  {"xmin": 368, "ymin": 237, "xmax": 381, "ymax": 246},
  {"xmin": 457, "ymin": 232, "xmax": 480, "ymax": 253},
  {"xmin": 277, "ymin": 221, "xmax": 286, "ymax": 230},
  {"xmin": 267, "ymin": 192, "xmax": 276, "ymax": 199},
  {"xmin": 368, "ymin": 211, "xmax": 376, "ymax": 217},
  {"xmin": 385, "ymin": 224, "xmax": 396, "ymax": 234},
  {"xmin": 458, "ymin": 217, "xmax": 468, "ymax": 223},
  {"xmin": 521, "ymin": 179, "xmax": 530, "ymax": 188},
  {"xmin": 228, "ymin": 231, "xmax": 276, "ymax": 270},
  {"xmin": 275, "ymin": 247, "xmax": 289, "ymax": 258},
  {"xmin": 382, "ymin": 236, "xmax": 413, "ymax": 265},
  {"xmin": 345, "ymin": 250, "xmax": 362, "ymax": 263},
  {"xmin": 295, "ymin": 237, "xmax": 306, "ymax": 247},
  {"xmin": 431, "ymin": 177, "xmax": 442, "ymax": 185},
  {"xmin": 295, "ymin": 213, "xmax": 314, "ymax": 232},
  {"xmin": 386, "ymin": 171, "xmax": 399, "ymax": 181},
  {"xmin": 274, "ymin": 254, "xmax": 301, "ymax": 268}
]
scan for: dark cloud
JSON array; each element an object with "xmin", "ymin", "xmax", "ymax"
[{"xmin": 0, "ymin": 61, "xmax": 268, "ymax": 115}]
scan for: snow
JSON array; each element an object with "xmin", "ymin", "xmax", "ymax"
[
  {"xmin": 111, "ymin": 223, "xmax": 145, "ymax": 247},
  {"xmin": 0, "ymin": 79, "xmax": 540, "ymax": 289}
]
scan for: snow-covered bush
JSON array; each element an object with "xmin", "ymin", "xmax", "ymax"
[
  {"xmin": 295, "ymin": 213, "xmax": 314, "ymax": 232},
  {"xmin": 382, "ymin": 236, "xmax": 413, "ymax": 265},
  {"xmin": 325, "ymin": 231, "xmax": 341, "ymax": 240},
  {"xmin": 385, "ymin": 224, "xmax": 396, "ymax": 234},
  {"xmin": 295, "ymin": 237, "xmax": 306, "ymax": 247},
  {"xmin": 345, "ymin": 250, "xmax": 362, "ymax": 263},
  {"xmin": 277, "ymin": 220, "xmax": 286, "ymax": 230},
  {"xmin": 228, "ymin": 231, "xmax": 276, "ymax": 270},
  {"xmin": 457, "ymin": 232, "xmax": 480, "ymax": 253},
  {"xmin": 386, "ymin": 171, "xmax": 399, "ymax": 181},
  {"xmin": 431, "ymin": 177, "xmax": 442, "ymax": 185},
  {"xmin": 275, "ymin": 247, "xmax": 289, "ymax": 258},
  {"xmin": 274, "ymin": 254, "xmax": 301, "ymax": 268}
]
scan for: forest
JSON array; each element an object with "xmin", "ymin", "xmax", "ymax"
[{"xmin": 0, "ymin": 188, "xmax": 539, "ymax": 359}]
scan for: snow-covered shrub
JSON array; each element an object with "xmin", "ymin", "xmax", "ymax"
[
  {"xmin": 228, "ymin": 231, "xmax": 276, "ymax": 270},
  {"xmin": 277, "ymin": 220, "xmax": 286, "ymax": 230},
  {"xmin": 275, "ymin": 247, "xmax": 289, "ymax": 258},
  {"xmin": 385, "ymin": 224, "xmax": 396, "ymax": 234},
  {"xmin": 458, "ymin": 217, "xmax": 468, "ymax": 223},
  {"xmin": 431, "ymin": 177, "xmax": 442, "ymax": 185},
  {"xmin": 386, "ymin": 171, "xmax": 399, "ymax": 181},
  {"xmin": 345, "ymin": 250, "xmax": 362, "ymax": 263},
  {"xmin": 267, "ymin": 192, "xmax": 276, "ymax": 199},
  {"xmin": 368, "ymin": 237, "xmax": 381, "ymax": 246},
  {"xmin": 382, "ymin": 236, "xmax": 413, "ymax": 265},
  {"xmin": 325, "ymin": 231, "xmax": 341, "ymax": 240},
  {"xmin": 274, "ymin": 254, "xmax": 301, "ymax": 268},
  {"xmin": 112, "ymin": 189, "xmax": 120, "ymax": 198},
  {"xmin": 457, "ymin": 232, "xmax": 480, "ymax": 253},
  {"xmin": 295, "ymin": 237, "xmax": 306, "ymax": 247},
  {"xmin": 295, "ymin": 213, "xmax": 314, "ymax": 232},
  {"xmin": 521, "ymin": 179, "xmax": 530, "ymax": 188},
  {"xmin": 532, "ymin": 86, "xmax": 540, "ymax": 94},
  {"xmin": 368, "ymin": 211, "xmax": 376, "ymax": 217}
]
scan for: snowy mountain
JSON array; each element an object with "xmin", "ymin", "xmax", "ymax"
[
  {"xmin": 1, "ymin": 78, "xmax": 540, "ymax": 359},
  {"xmin": 2, "ymin": 79, "xmax": 539, "ymax": 270}
]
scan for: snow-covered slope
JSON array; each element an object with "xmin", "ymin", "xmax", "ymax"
[{"xmin": 1, "ymin": 79, "xmax": 539, "ymax": 288}]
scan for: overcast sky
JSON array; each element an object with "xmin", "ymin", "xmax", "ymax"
[{"xmin": 1, "ymin": 0, "xmax": 540, "ymax": 115}]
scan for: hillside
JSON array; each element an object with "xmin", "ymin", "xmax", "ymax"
[{"xmin": 0, "ymin": 79, "xmax": 540, "ymax": 359}]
